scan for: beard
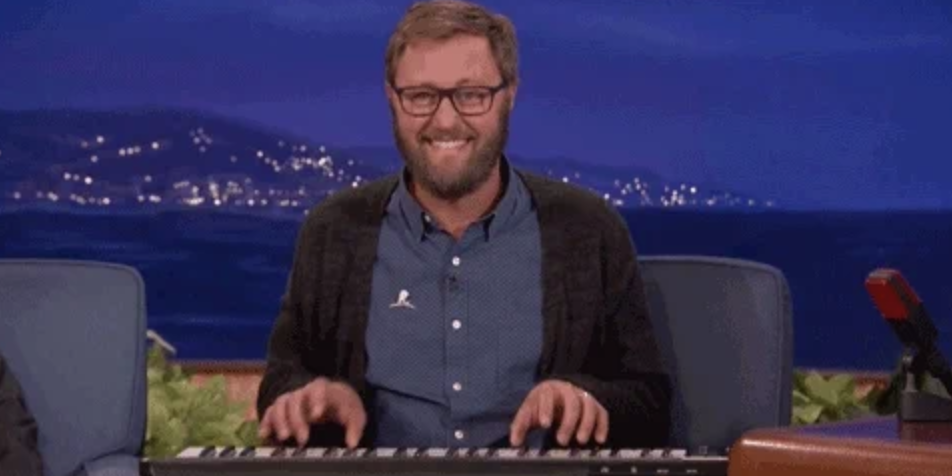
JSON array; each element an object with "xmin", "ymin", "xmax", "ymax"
[{"xmin": 392, "ymin": 103, "xmax": 510, "ymax": 202}]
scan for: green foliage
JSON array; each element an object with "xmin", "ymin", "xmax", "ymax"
[
  {"xmin": 793, "ymin": 358, "xmax": 952, "ymax": 426},
  {"xmin": 145, "ymin": 343, "xmax": 260, "ymax": 457},
  {"xmin": 792, "ymin": 370, "xmax": 882, "ymax": 425}
]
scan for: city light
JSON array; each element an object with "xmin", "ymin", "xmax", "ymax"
[{"xmin": 3, "ymin": 122, "xmax": 777, "ymax": 213}]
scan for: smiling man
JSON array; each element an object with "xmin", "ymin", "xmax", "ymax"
[{"xmin": 256, "ymin": 0, "xmax": 671, "ymax": 450}]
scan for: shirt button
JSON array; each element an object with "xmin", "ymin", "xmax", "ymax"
[
  {"xmin": 454, "ymin": 430, "xmax": 465, "ymax": 440},
  {"xmin": 452, "ymin": 382, "xmax": 462, "ymax": 392},
  {"xmin": 452, "ymin": 256, "xmax": 461, "ymax": 267},
  {"xmin": 452, "ymin": 320, "xmax": 462, "ymax": 330}
]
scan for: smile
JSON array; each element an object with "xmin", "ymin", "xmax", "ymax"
[
  {"xmin": 423, "ymin": 138, "xmax": 474, "ymax": 153},
  {"xmin": 431, "ymin": 140, "xmax": 469, "ymax": 149}
]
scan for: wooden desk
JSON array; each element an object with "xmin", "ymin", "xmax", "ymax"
[{"xmin": 728, "ymin": 416, "xmax": 952, "ymax": 476}]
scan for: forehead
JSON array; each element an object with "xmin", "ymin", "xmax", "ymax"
[{"xmin": 394, "ymin": 34, "xmax": 501, "ymax": 86}]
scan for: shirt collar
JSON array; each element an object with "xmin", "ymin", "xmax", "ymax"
[{"xmin": 389, "ymin": 154, "xmax": 525, "ymax": 242}]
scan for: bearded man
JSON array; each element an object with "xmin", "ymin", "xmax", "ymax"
[{"xmin": 256, "ymin": 0, "xmax": 671, "ymax": 451}]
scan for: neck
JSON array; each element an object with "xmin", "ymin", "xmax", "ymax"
[{"xmin": 410, "ymin": 163, "xmax": 503, "ymax": 240}]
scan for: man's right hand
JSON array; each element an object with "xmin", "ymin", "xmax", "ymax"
[{"xmin": 258, "ymin": 377, "xmax": 367, "ymax": 448}]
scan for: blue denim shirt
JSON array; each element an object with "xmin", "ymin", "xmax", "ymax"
[{"xmin": 365, "ymin": 158, "xmax": 544, "ymax": 448}]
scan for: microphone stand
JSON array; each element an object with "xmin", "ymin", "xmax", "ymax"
[{"xmin": 898, "ymin": 345, "xmax": 952, "ymax": 424}]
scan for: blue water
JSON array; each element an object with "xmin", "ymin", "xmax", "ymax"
[{"xmin": 2, "ymin": 208, "xmax": 950, "ymax": 371}]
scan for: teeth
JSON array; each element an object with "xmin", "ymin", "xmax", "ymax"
[{"xmin": 431, "ymin": 140, "xmax": 467, "ymax": 149}]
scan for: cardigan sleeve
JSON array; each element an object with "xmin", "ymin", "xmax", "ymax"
[
  {"xmin": 0, "ymin": 354, "xmax": 45, "ymax": 476},
  {"xmin": 257, "ymin": 214, "xmax": 319, "ymax": 417},
  {"xmin": 255, "ymin": 214, "xmax": 352, "ymax": 447},
  {"xmin": 551, "ymin": 208, "xmax": 672, "ymax": 449}
]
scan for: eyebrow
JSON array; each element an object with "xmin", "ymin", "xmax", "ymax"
[{"xmin": 404, "ymin": 78, "xmax": 498, "ymax": 88}]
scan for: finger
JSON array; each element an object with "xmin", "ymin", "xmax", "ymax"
[
  {"xmin": 556, "ymin": 385, "xmax": 581, "ymax": 446},
  {"xmin": 595, "ymin": 404, "xmax": 610, "ymax": 444},
  {"xmin": 509, "ymin": 397, "xmax": 536, "ymax": 447},
  {"xmin": 258, "ymin": 407, "xmax": 273, "ymax": 439},
  {"xmin": 575, "ymin": 391, "xmax": 598, "ymax": 445},
  {"xmin": 343, "ymin": 404, "xmax": 367, "ymax": 449},
  {"xmin": 307, "ymin": 380, "xmax": 328, "ymax": 421},
  {"xmin": 286, "ymin": 391, "xmax": 310, "ymax": 446},
  {"xmin": 272, "ymin": 396, "xmax": 291, "ymax": 442},
  {"xmin": 537, "ymin": 386, "xmax": 554, "ymax": 429}
]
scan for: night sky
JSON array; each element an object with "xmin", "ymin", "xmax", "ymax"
[{"xmin": 2, "ymin": 0, "xmax": 951, "ymax": 209}]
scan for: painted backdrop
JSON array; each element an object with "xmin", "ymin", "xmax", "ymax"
[{"xmin": 2, "ymin": 0, "xmax": 952, "ymax": 370}]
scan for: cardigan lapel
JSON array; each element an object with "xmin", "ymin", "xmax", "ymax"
[
  {"xmin": 519, "ymin": 171, "xmax": 570, "ymax": 377},
  {"xmin": 336, "ymin": 176, "xmax": 399, "ymax": 393}
]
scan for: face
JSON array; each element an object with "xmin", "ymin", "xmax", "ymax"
[{"xmin": 388, "ymin": 34, "xmax": 516, "ymax": 201}]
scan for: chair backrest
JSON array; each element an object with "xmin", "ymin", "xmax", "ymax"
[
  {"xmin": 0, "ymin": 259, "xmax": 147, "ymax": 476},
  {"xmin": 638, "ymin": 255, "xmax": 793, "ymax": 450}
]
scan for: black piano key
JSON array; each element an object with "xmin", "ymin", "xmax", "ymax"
[
  {"xmin": 343, "ymin": 447, "xmax": 365, "ymax": 458},
  {"xmin": 271, "ymin": 447, "xmax": 286, "ymax": 457},
  {"xmin": 198, "ymin": 446, "xmax": 216, "ymax": 458},
  {"xmin": 219, "ymin": 446, "xmax": 236, "ymax": 458},
  {"xmin": 333, "ymin": 448, "xmax": 349, "ymax": 458},
  {"xmin": 291, "ymin": 446, "xmax": 307, "ymax": 457},
  {"xmin": 570, "ymin": 448, "xmax": 594, "ymax": 458},
  {"xmin": 238, "ymin": 447, "xmax": 255, "ymax": 457}
]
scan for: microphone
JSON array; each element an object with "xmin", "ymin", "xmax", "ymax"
[{"xmin": 865, "ymin": 268, "xmax": 952, "ymax": 397}]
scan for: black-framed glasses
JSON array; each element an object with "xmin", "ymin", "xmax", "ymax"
[{"xmin": 391, "ymin": 80, "xmax": 509, "ymax": 117}]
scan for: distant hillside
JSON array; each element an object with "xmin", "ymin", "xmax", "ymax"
[{"xmin": 0, "ymin": 108, "xmax": 775, "ymax": 213}]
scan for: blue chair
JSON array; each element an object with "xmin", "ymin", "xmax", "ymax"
[
  {"xmin": 0, "ymin": 260, "xmax": 147, "ymax": 476},
  {"xmin": 638, "ymin": 255, "xmax": 794, "ymax": 450}
]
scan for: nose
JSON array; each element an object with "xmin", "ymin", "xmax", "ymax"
[{"xmin": 429, "ymin": 94, "xmax": 461, "ymax": 128}]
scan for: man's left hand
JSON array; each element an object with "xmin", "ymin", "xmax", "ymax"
[{"xmin": 509, "ymin": 380, "xmax": 609, "ymax": 447}]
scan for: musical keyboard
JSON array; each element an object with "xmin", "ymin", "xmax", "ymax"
[{"xmin": 143, "ymin": 446, "xmax": 729, "ymax": 476}]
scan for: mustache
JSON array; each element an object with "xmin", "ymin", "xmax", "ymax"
[{"xmin": 420, "ymin": 129, "xmax": 474, "ymax": 142}]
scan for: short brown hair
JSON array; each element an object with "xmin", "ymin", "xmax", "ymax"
[{"xmin": 385, "ymin": 0, "xmax": 519, "ymax": 87}]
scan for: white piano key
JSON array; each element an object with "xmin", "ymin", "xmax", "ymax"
[
  {"xmin": 253, "ymin": 447, "xmax": 277, "ymax": 458},
  {"xmin": 646, "ymin": 449, "xmax": 666, "ymax": 458},
  {"xmin": 176, "ymin": 447, "xmax": 207, "ymax": 458},
  {"xmin": 373, "ymin": 448, "xmax": 398, "ymax": 457},
  {"xmin": 422, "ymin": 448, "xmax": 450, "ymax": 457},
  {"xmin": 495, "ymin": 448, "xmax": 522, "ymax": 459},
  {"xmin": 616, "ymin": 449, "xmax": 644, "ymax": 459},
  {"xmin": 306, "ymin": 448, "xmax": 330, "ymax": 457}
]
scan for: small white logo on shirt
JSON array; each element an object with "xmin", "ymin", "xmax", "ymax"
[{"xmin": 389, "ymin": 289, "xmax": 416, "ymax": 309}]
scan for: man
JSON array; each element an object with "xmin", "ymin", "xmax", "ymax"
[
  {"xmin": 257, "ymin": 0, "xmax": 671, "ymax": 450},
  {"xmin": 0, "ymin": 351, "xmax": 44, "ymax": 476}
]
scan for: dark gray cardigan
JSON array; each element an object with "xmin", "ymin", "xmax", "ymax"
[
  {"xmin": 0, "ymin": 353, "xmax": 44, "ymax": 476},
  {"xmin": 257, "ymin": 170, "xmax": 672, "ymax": 448}
]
